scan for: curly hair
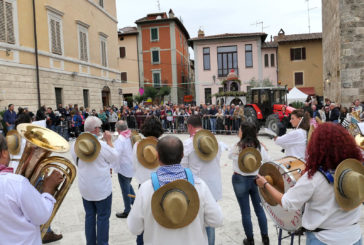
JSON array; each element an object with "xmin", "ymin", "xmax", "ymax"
[
  {"xmin": 140, "ymin": 115, "xmax": 164, "ymax": 138},
  {"xmin": 305, "ymin": 122, "xmax": 363, "ymax": 178}
]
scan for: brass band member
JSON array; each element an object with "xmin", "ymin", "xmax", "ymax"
[
  {"xmin": 0, "ymin": 134, "xmax": 63, "ymax": 244},
  {"xmin": 257, "ymin": 123, "xmax": 364, "ymax": 245}
]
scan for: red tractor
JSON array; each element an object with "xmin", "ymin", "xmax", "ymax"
[{"xmin": 244, "ymin": 87, "xmax": 295, "ymax": 135}]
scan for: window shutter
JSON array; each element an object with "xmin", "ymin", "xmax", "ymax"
[
  {"xmin": 55, "ymin": 21, "xmax": 62, "ymax": 54},
  {"xmin": 302, "ymin": 48, "xmax": 306, "ymax": 60},
  {"xmin": 50, "ymin": 19, "xmax": 57, "ymax": 53},
  {"xmin": 5, "ymin": 2, "xmax": 14, "ymax": 44},
  {"xmin": 101, "ymin": 41, "xmax": 107, "ymax": 66},
  {"xmin": 0, "ymin": 1, "xmax": 5, "ymax": 42},
  {"xmin": 79, "ymin": 31, "xmax": 84, "ymax": 60},
  {"xmin": 119, "ymin": 47, "xmax": 125, "ymax": 58},
  {"xmin": 290, "ymin": 48, "xmax": 294, "ymax": 61},
  {"xmin": 121, "ymin": 72, "xmax": 127, "ymax": 81},
  {"xmin": 83, "ymin": 32, "xmax": 88, "ymax": 61}
]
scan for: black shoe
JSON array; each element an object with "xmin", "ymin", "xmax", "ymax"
[
  {"xmin": 262, "ymin": 235, "xmax": 269, "ymax": 245},
  {"xmin": 243, "ymin": 238, "xmax": 254, "ymax": 245},
  {"xmin": 116, "ymin": 212, "xmax": 129, "ymax": 218},
  {"xmin": 42, "ymin": 231, "xmax": 63, "ymax": 244}
]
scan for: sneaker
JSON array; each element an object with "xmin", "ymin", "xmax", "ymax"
[
  {"xmin": 42, "ymin": 231, "xmax": 63, "ymax": 244},
  {"xmin": 243, "ymin": 238, "xmax": 254, "ymax": 245},
  {"xmin": 116, "ymin": 212, "xmax": 129, "ymax": 218}
]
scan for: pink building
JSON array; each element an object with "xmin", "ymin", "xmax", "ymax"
[{"xmin": 190, "ymin": 31, "xmax": 277, "ymax": 105}]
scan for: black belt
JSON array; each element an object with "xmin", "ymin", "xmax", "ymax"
[{"xmin": 303, "ymin": 223, "xmax": 357, "ymax": 233}]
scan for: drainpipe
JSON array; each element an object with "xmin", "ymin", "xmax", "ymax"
[{"xmin": 32, "ymin": 0, "xmax": 41, "ymax": 108}]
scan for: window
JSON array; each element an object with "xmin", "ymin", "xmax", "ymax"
[
  {"xmin": 204, "ymin": 88, "xmax": 212, "ymax": 104},
  {"xmin": 100, "ymin": 38, "xmax": 107, "ymax": 67},
  {"xmin": 290, "ymin": 47, "xmax": 306, "ymax": 61},
  {"xmin": 151, "ymin": 49, "xmax": 160, "ymax": 64},
  {"xmin": 217, "ymin": 46, "xmax": 238, "ymax": 77},
  {"xmin": 264, "ymin": 54, "xmax": 269, "ymax": 67},
  {"xmin": 83, "ymin": 89, "xmax": 89, "ymax": 108},
  {"xmin": 245, "ymin": 44, "xmax": 253, "ymax": 67},
  {"xmin": 99, "ymin": 0, "xmax": 103, "ymax": 7},
  {"xmin": 294, "ymin": 72, "xmax": 304, "ymax": 85},
  {"xmin": 270, "ymin": 53, "xmax": 275, "ymax": 67},
  {"xmin": 151, "ymin": 28, "xmax": 158, "ymax": 41},
  {"xmin": 78, "ymin": 27, "xmax": 88, "ymax": 61},
  {"xmin": 49, "ymin": 15, "xmax": 62, "ymax": 55},
  {"xmin": 55, "ymin": 88, "xmax": 63, "ymax": 106},
  {"xmin": 120, "ymin": 72, "xmax": 127, "ymax": 81},
  {"xmin": 203, "ymin": 47, "xmax": 210, "ymax": 70},
  {"xmin": 0, "ymin": 0, "xmax": 15, "ymax": 44},
  {"xmin": 152, "ymin": 70, "xmax": 161, "ymax": 88},
  {"xmin": 119, "ymin": 47, "xmax": 126, "ymax": 58},
  {"xmin": 218, "ymin": 87, "xmax": 223, "ymax": 93}
]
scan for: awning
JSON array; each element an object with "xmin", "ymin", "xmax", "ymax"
[{"xmin": 288, "ymin": 87, "xmax": 315, "ymax": 96}]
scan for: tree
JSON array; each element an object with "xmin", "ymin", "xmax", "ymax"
[
  {"xmin": 144, "ymin": 86, "xmax": 159, "ymax": 103},
  {"xmin": 157, "ymin": 86, "xmax": 171, "ymax": 103},
  {"xmin": 133, "ymin": 94, "xmax": 145, "ymax": 104}
]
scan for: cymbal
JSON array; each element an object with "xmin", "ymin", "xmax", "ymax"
[
  {"xmin": 355, "ymin": 134, "xmax": 364, "ymax": 150},
  {"xmin": 259, "ymin": 162, "xmax": 284, "ymax": 206}
]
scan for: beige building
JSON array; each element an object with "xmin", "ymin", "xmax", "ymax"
[
  {"xmin": 275, "ymin": 30, "xmax": 323, "ymax": 96},
  {"xmin": 0, "ymin": 0, "xmax": 122, "ymax": 112},
  {"xmin": 118, "ymin": 26, "xmax": 139, "ymax": 106}
]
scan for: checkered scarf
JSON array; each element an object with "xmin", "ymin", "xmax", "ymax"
[{"xmin": 156, "ymin": 164, "xmax": 187, "ymax": 187}]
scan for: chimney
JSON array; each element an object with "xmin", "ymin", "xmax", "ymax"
[
  {"xmin": 168, "ymin": 9, "xmax": 175, "ymax": 18},
  {"xmin": 278, "ymin": 28, "xmax": 285, "ymax": 36},
  {"xmin": 198, "ymin": 29, "xmax": 205, "ymax": 38}
]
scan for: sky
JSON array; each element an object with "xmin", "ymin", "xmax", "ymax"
[{"xmin": 116, "ymin": 0, "xmax": 322, "ymax": 40}]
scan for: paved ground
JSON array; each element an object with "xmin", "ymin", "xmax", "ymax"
[{"xmin": 48, "ymin": 132, "xmax": 364, "ymax": 245}]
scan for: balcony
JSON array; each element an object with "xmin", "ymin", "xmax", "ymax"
[{"xmin": 218, "ymin": 67, "xmax": 239, "ymax": 78}]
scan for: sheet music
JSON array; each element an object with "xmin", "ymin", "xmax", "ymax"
[{"xmin": 358, "ymin": 122, "xmax": 364, "ymax": 135}]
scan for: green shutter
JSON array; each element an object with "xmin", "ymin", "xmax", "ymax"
[
  {"xmin": 0, "ymin": 0, "xmax": 5, "ymax": 42},
  {"xmin": 5, "ymin": 2, "xmax": 14, "ymax": 44}
]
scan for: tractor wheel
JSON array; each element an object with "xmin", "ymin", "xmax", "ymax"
[
  {"xmin": 244, "ymin": 107, "xmax": 258, "ymax": 126},
  {"xmin": 265, "ymin": 114, "xmax": 281, "ymax": 135}
]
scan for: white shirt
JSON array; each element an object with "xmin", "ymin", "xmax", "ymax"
[
  {"xmin": 132, "ymin": 141, "xmax": 159, "ymax": 185},
  {"xmin": 0, "ymin": 173, "xmax": 56, "ymax": 245},
  {"xmin": 112, "ymin": 135, "xmax": 134, "ymax": 178},
  {"xmin": 228, "ymin": 144, "xmax": 271, "ymax": 176},
  {"xmin": 127, "ymin": 177, "xmax": 223, "ymax": 245},
  {"xmin": 71, "ymin": 140, "xmax": 118, "ymax": 201},
  {"xmin": 282, "ymin": 172, "xmax": 361, "ymax": 245},
  {"xmin": 275, "ymin": 128, "xmax": 307, "ymax": 159},
  {"xmin": 180, "ymin": 137, "xmax": 223, "ymax": 201}
]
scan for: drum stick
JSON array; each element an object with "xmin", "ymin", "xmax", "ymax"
[
  {"xmin": 128, "ymin": 194, "xmax": 136, "ymax": 198},
  {"xmin": 281, "ymin": 168, "xmax": 302, "ymax": 175}
]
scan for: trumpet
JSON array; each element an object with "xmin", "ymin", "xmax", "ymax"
[{"xmin": 15, "ymin": 123, "xmax": 76, "ymax": 238}]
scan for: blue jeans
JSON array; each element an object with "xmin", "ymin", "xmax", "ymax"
[
  {"xmin": 117, "ymin": 173, "xmax": 135, "ymax": 213},
  {"xmin": 7, "ymin": 124, "xmax": 15, "ymax": 131},
  {"xmin": 306, "ymin": 232, "xmax": 362, "ymax": 245},
  {"xmin": 82, "ymin": 194, "xmax": 112, "ymax": 245},
  {"xmin": 232, "ymin": 174, "xmax": 268, "ymax": 239},
  {"xmin": 209, "ymin": 118, "xmax": 216, "ymax": 133},
  {"xmin": 206, "ymin": 226, "xmax": 215, "ymax": 245}
]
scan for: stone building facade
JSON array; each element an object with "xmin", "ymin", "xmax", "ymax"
[
  {"xmin": 322, "ymin": 0, "xmax": 364, "ymax": 106},
  {"xmin": 0, "ymin": 0, "xmax": 122, "ymax": 112}
]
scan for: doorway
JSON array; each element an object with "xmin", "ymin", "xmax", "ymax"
[{"xmin": 102, "ymin": 86, "xmax": 110, "ymax": 107}]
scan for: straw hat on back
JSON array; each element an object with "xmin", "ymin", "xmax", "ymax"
[
  {"xmin": 193, "ymin": 130, "xmax": 218, "ymax": 161},
  {"xmin": 151, "ymin": 179, "xmax": 200, "ymax": 229},
  {"xmin": 238, "ymin": 147, "xmax": 262, "ymax": 173},
  {"xmin": 334, "ymin": 158, "xmax": 364, "ymax": 211},
  {"xmin": 6, "ymin": 130, "xmax": 21, "ymax": 155},
  {"xmin": 74, "ymin": 133, "xmax": 101, "ymax": 162},
  {"xmin": 137, "ymin": 137, "xmax": 158, "ymax": 169}
]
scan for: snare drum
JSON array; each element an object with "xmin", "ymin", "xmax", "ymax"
[{"xmin": 258, "ymin": 156, "xmax": 306, "ymax": 231}]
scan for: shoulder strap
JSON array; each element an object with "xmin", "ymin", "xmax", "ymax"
[
  {"xmin": 184, "ymin": 168, "xmax": 194, "ymax": 186},
  {"xmin": 318, "ymin": 167, "xmax": 334, "ymax": 184},
  {"xmin": 151, "ymin": 172, "xmax": 160, "ymax": 191}
]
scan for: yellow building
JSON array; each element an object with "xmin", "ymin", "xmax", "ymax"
[
  {"xmin": 118, "ymin": 26, "xmax": 139, "ymax": 107},
  {"xmin": 0, "ymin": 0, "xmax": 122, "ymax": 112},
  {"xmin": 275, "ymin": 30, "xmax": 323, "ymax": 96}
]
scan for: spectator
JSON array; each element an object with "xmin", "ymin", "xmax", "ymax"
[{"xmin": 3, "ymin": 104, "xmax": 17, "ymax": 131}]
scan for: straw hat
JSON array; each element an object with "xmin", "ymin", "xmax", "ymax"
[
  {"xmin": 131, "ymin": 130, "xmax": 142, "ymax": 146},
  {"xmin": 137, "ymin": 137, "xmax": 159, "ymax": 169},
  {"xmin": 151, "ymin": 179, "xmax": 200, "ymax": 229},
  {"xmin": 6, "ymin": 130, "xmax": 21, "ymax": 155},
  {"xmin": 74, "ymin": 133, "xmax": 101, "ymax": 162},
  {"xmin": 334, "ymin": 158, "xmax": 364, "ymax": 211},
  {"xmin": 193, "ymin": 130, "xmax": 218, "ymax": 161},
  {"xmin": 238, "ymin": 147, "xmax": 262, "ymax": 173}
]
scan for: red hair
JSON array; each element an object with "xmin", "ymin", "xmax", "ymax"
[{"xmin": 305, "ymin": 123, "xmax": 363, "ymax": 178}]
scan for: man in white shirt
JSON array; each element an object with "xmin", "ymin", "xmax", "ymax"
[
  {"xmin": 180, "ymin": 115, "xmax": 224, "ymax": 245},
  {"xmin": 113, "ymin": 120, "xmax": 135, "ymax": 218},
  {"xmin": 71, "ymin": 116, "xmax": 118, "ymax": 245},
  {"xmin": 127, "ymin": 135, "xmax": 223, "ymax": 245},
  {"xmin": 0, "ymin": 134, "xmax": 63, "ymax": 245}
]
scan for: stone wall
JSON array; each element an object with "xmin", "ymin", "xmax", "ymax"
[
  {"xmin": 0, "ymin": 65, "xmax": 124, "ymax": 113},
  {"xmin": 322, "ymin": 0, "xmax": 364, "ymax": 106}
]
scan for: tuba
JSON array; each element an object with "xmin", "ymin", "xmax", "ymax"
[{"xmin": 15, "ymin": 123, "xmax": 76, "ymax": 238}]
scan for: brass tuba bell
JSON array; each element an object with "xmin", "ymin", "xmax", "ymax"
[{"xmin": 16, "ymin": 123, "xmax": 76, "ymax": 238}]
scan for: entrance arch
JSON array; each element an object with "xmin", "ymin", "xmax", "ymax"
[
  {"xmin": 102, "ymin": 86, "xmax": 110, "ymax": 107},
  {"xmin": 230, "ymin": 98, "xmax": 243, "ymax": 106}
]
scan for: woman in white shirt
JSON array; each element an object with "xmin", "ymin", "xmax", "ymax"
[
  {"xmin": 274, "ymin": 109, "xmax": 310, "ymax": 159},
  {"xmin": 257, "ymin": 123, "xmax": 363, "ymax": 245},
  {"xmin": 228, "ymin": 121, "xmax": 270, "ymax": 245}
]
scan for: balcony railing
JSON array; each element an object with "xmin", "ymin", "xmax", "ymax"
[{"xmin": 218, "ymin": 68, "xmax": 239, "ymax": 77}]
